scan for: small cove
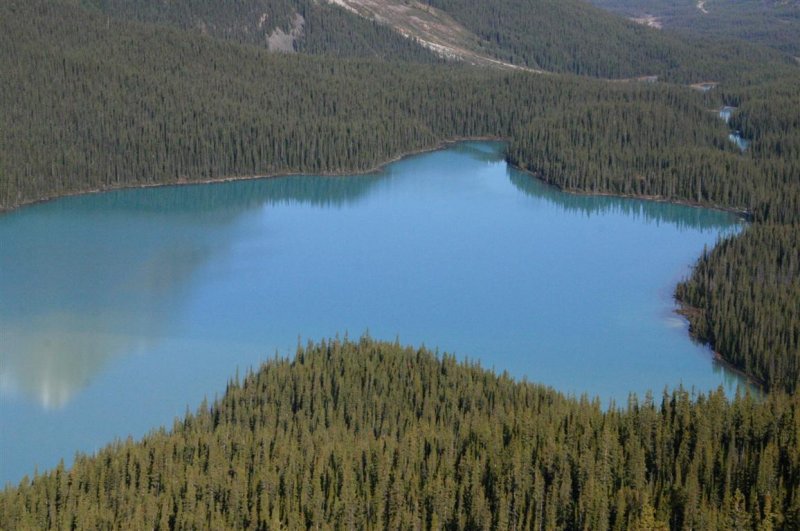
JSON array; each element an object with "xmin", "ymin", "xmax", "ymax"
[{"xmin": 0, "ymin": 141, "xmax": 753, "ymax": 485}]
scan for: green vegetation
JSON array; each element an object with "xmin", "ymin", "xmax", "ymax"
[
  {"xmin": 82, "ymin": 0, "xmax": 796, "ymax": 81},
  {"xmin": 421, "ymin": 0, "xmax": 794, "ymax": 81},
  {"xmin": 676, "ymin": 79, "xmax": 800, "ymax": 393},
  {"xmin": 1, "ymin": 338, "xmax": 798, "ymax": 529},
  {"xmin": 677, "ymin": 224, "xmax": 800, "ymax": 393},
  {"xmin": 726, "ymin": 81, "xmax": 800, "ymax": 227},
  {"xmin": 589, "ymin": 0, "xmax": 800, "ymax": 57},
  {"xmin": 0, "ymin": 0, "xmax": 740, "ymax": 211},
  {"xmin": 0, "ymin": 0, "xmax": 799, "ymax": 525},
  {"xmin": 80, "ymin": 0, "xmax": 441, "ymax": 61}
]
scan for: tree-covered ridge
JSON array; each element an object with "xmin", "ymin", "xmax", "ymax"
[
  {"xmin": 424, "ymin": 0, "xmax": 673, "ymax": 77},
  {"xmin": 505, "ymin": 71, "xmax": 799, "ymax": 224},
  {"xmin": 80, "ymin": 0, "xmax": 441, "ymax": 62},
  {"xmin": 0, "ymin": 0, "xmax": 458, "ymax": 208},
  {"xmin": 506, "ymin": 100, "xmax": 758, "ymax": 211},
  {"xmin": 1, "ymin": 338, "xmax": 798, "ymax": 529}
]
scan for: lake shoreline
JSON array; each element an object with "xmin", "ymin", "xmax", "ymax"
[
  {"xmin": 0, "ymin": 140, "xmax": 758, "ymax": 485},
  {"xmin": 675, "ymin": 301, "xmax": 766, "ymax": 393},
  {"xmin": 509, "ymin": 165, "xmax": 753, "ymax": 221},
  {"xmin": 0, "ymin": 136, "xmax": 752, "ymax": 222},
  {"xmin": 0, "ymin": 136, "xmax": 507, "ymax": 216},
  {"xmin": 0, "ymin": 138, "xmax": 757, "ymax": 399}
]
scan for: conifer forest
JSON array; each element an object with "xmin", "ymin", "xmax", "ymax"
[{"xmin": 1, "ymin": 0, "xmax": 798, "ymax": 528}]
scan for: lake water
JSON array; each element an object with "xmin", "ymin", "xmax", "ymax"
[{"xmin": 0, "ymin": 141, "xmax": 751, "ymax": 486}]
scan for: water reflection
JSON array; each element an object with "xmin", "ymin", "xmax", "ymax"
[
  {"xmin": 1, "ymin": 230, "xmax": 212, "ymax": 408},
  {"xmin": 0, "ymin": 141, "xmax": 743, "ymax": 411},
  {"xmin": 461, "ymin": 140, "xmax": 741, "ymax": 231},
  {"xmin": 508, "ymin": 170, "xmax": 742, "ymax": 231},
  {"xmin": 1, "ymin": 170, "xmax": 395, "ymax": 408},
  {"xmin": 1, "ymin": 141, "xmax": 754, "ymax": 486},
  {"xmin": 2, "ymin": 313, "xmax": 139, "ymax": 409},
  {"xmin": 57, "ymin": 172, "xmax": 392, "ymax": 216}
]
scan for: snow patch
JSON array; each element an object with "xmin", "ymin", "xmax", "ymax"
[
  {"xmin": 629, "ymin": 15, "xmax": 662, "ymax": 29},
  {"xmin": 326, "ymin": 0, "xmax": 361, "ymax": 15}
]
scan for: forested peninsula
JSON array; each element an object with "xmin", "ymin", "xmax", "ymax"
[
  {"xmin": 1, "ymin": 338, "xmax": 798, "ymax": 528},
  {"xmin": 1, "ymin": 0, "xmax": 799, "ymax": 527}
]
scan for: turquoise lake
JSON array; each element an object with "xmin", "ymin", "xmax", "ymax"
[{"xmin": 0, "ymin": 141, "xmax": 752, "ymax": 485}]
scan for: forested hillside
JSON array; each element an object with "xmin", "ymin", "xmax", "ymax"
[
  {"xmin": 1, "ymin": 338, "xmax": 798, "ymax": 529},
  {"xmin": 590, "ymin": 0, "xmax": 800, "ymax": 57},
  {"xmin": 80, "ymin": 0, "xmax": 440, "ymax": 61},
  {"xmin": 1, "ymin": 0, "xmax": 742, "ymax": 212},
  {"xmin": 677, "ymin": 224, "xmax": 800, "ymax": 393},
  {"xmin": 423, "ymin": 0, "xmax": 682, "ymax": 77},
  {"xmin": 419, "ymin": 0, "xmax": 793, "ymax": 81},
  {"xmin": 80, "ymin": 0, "xmax": 796, "ymax": 80},
  {"xmin": 676, "ymin": 79, "xmax": 800, "ymax": 393}
]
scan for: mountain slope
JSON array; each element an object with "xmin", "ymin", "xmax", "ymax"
[
  {"xmin": 320, "ymin": 0, "xmax": 545, "ymax": 71},
  {"xmin": 3, "ymin": 0, "xmax": 747, "ymax": 211},
  {"xmin": 80, "ymin": 0, "xmax": 796, "ymax": 81},
  {"xmin": 330, "ymin": 0, "xmax": 795, "ymax": 81},
  {"xmin": 80, "ymin": 0, "xmax": 442, "ymax": 62},
  {"xmin": 590, "ymin": 0, "xmax": 800, "ymax": 57}
]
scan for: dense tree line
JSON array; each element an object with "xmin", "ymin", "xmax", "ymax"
[
  {"xmin": 506, "ymin": 101, "xmax": 757, "ymax": 211},
  {"xmin": 726, "ymin": 81, "xmax": 800, "ymax": 226},
  {"xmin": 1, "ymin": 338, "xmax": 798, "ymax": 529},
  {"xmin": 0, "ymin": 0, "xmax": 746, "ymax": 212},
  {"xmin": 0, "ymin": 0, "xmax": 462, "ymax": 208},
  {"xmin": 503, "ymin": 71, "xmax": 798, "ymax": 225},
  {"xmin": 675, "ymin": 78, "xmax": 800, "ymax": 393},
  {"xmin": 677, "ymin": 224, "xmax": 800, "ymax": 393}
]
